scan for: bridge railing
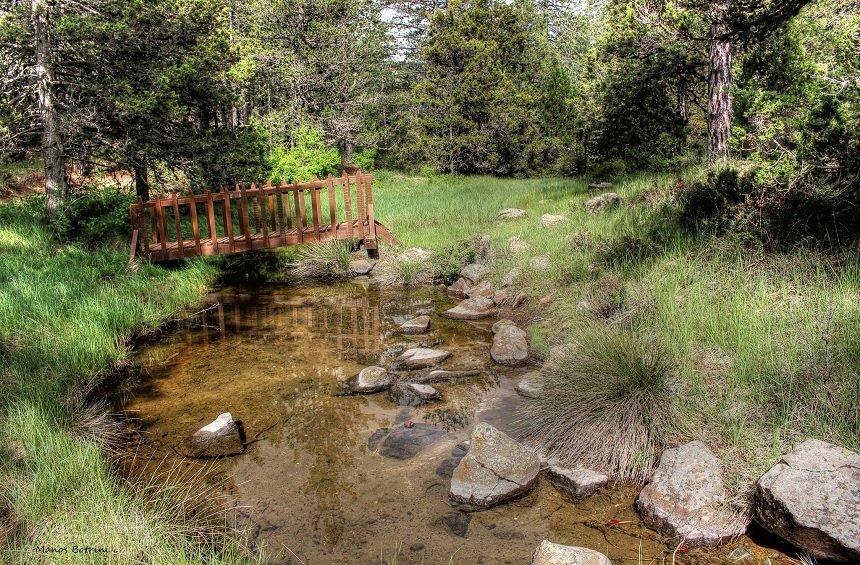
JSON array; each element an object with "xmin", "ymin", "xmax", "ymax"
[{"xmin": 130, "ymin": 172, "xmax": 392, "ymax": 262}]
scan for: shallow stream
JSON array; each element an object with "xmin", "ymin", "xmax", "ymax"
[{"xmin": 122, "ymin": 282, "xmax": 793, "ymax": 564}]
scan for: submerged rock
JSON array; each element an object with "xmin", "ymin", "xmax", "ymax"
[
  {"xmin": 585, "ymin": 192, "xmax": 620, "ymax": 214},
  {"xmin": 752, "ymin": 439, "xmax": 860, "ymax": 561},
  {"xmin": 399, "ymin": 315, "xmax": 430, "ymax": 335},
  {"xmin": 439, "ymin": 511, "xmax": 471, "ymax": 538},
  {"xmin": 460, "ymin": 263, "xmax": 492, "ymax": 285},
  {"xmin": 531, "ymin": 541, "xmax": 612, "ymax": 565},
  {"xmin": 389, "ymin": 382, "xmax": 441, "ymax": 406},
  {"xmin": 539, "ymin": 214, "xmax": 568, "ymax": 228},
  {"xmin": 490, "ymin": 320, "xmax": 529, "ymax": 367},
  {"xmin": 340, "ymin": 366, "xmax": 395, "ymax": 394},
  {"xmin": 187, "ymin": 412, "xmax": 243, "ymax": 458},
  {"xmin": 442, "ymin": 297, "xmax": 497, "ymax": 320},
  {"xmin": 409, "ymin": 368, "xmax": 483, "ymax": 385},
  {"xmin": 636, "ymin": 441, "xmax": 746, "ymax": 547},
  {"xmin": 499, "ymin": 208, "xmax": 526, "ymax": 220},
  {"xmin": 515, "ymin": 372, "xmax": 542, "ymax": 398},
  {"xmin": 394, "ymin": 348, "xmax": 451, "ymax": 369},
  {"xmin": 449, "ymin": 422, "xmax": 540, "ymax": 509},
  {"xmin": 378, "ymin": 423, "xmax": 446, "ymax": 460},
  {"xmin": 544, "ymin": 459, "xmax": 609, "ymax": 502}
]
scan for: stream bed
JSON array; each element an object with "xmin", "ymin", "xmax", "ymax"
[{"xmin": 121, "ymin": 282, "xmax": 793, "ymax": 564}]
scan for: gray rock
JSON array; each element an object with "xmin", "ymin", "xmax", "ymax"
[
  {"xmin": 508, "ymin": 236, "xmax": 530, "ymax": 254},
  {"xmin": 452, "ymin": 440, "xmax": 470, "ymax": 457},
  {"xmin": 515, "ymin": 372, "xmax": 542, "ymax": 398},
  {"xmin": 466, "ymin": 280, "xmax": 495, "ymax": 299},
  {"xmin": 408, "ymin": 368, "xmax": 483, "ymax": 385},
  {"xmin": 389, "ymin": 382, "xmax": 441, "ymax": 407},
  {"xmin": 499, "ymin": 208, "xmax": 526, "ymax": 220},
  {"xmin": 460, "ymin": 263, "xmax": 492, "ymax": 284},
  {"xmin": 447, "ymin": 277, "xmax": 470, "ymax": 299},
  {"xmin": 394, "ymin": 348, "xmax": 451, "ymax": 369},
  {"xmin": 398, "ymin": 247, "xmax": 432, "ymax": 262},
  {"xmin": 350, "ymin": 259, "xmax": 375, "ymax": 275},
  {"xmin": 753, "ymin": 439, "xmax": 860, "ymax": 561},
  {"xmin": 540, "ymin": 214, "xmax": 568, "ymax": 228},
  {"xmin": 588, "ymin": 181, "xmax": 614, "ymax": 191},
  {"xmin": 636, "ymin": 441, "xmax": 746, "ymax": 547},
  {"xmin": 530, "ymin": 256, "xmax": 551, "ymax": 271},
  {"xmin": 544, "ymin": 459, "xmax": 609, "ymax": 502},
  {"xmin": 442, "ymin": 297, "xmax": 497, "ymax": 320},
  {"xmin": 378, "ymin": 423, "xmax": 446, "ymax": 459},
  {"xmin": 449, "ymin": 422, "xmax": 540, "ymax": 509},
  {"xmin": 399, "ymin": 315, "xmax": 430, "ymax": 335},
  {"xmin": 531, "ymin": 541, "xmax": 612, "ymax": 565},
  {"xmin": 490, "ymin": 321, "xmax": 529, "ymax": 367},
  {"xmin": 367, "ymin": 428, "xmax": 389, "ymax": 450},
  {"xmin": 341, "ymin": 366, "xmax": 395, "ymax": 393},
  {"xmin": 501, "ymin": 268, "xmax": 521, "ymax": 288},
  {"xmin": 187, "ymin": 412, "xmax": 244, "ymax": 457},
  {"xmin": 436, "ymin": 456, "xmax": 463, "ymax": 478},
  {"xmin": 440, "ymin": 511, "xmax": 471, "ymax": 537},
  {"xmin": 585, "ymin": 192, "xmax": 620, "ymax": 214}
]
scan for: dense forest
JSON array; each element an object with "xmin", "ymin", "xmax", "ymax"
[{"xmin": 1, "ymin": 0, "xmax": 858, "ymax": 245}]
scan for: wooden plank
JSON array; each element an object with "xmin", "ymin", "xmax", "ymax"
[
  {"xmin": 223, "ymin": 189, "xmax": 235, "ymax": 252},
  {"xmin": 171, "ymin": 193, "xmax": 184, "ymax": 258},
  {"xmin": 355, "ymin": 175, "xmax": 366, "ymax": 240},
  {"xmin": 189, "ymin": 196, "xmax": 202, "ymax": 255},
  {"xmin": 294, "ymin": 187, "xmax": 305, "ymax": 243},
  {"xmin": 310, "ymin": 178, "xmax": 322, "ymax": 241},
  {"xmin": 267, "ymin": 191, "xmax": 276, "ymax": 230},
  {"xmin": 256, "ymin": 183, "xmax": 269, "ymax": 247},
  {"xmin": 206, "ymin": 190, "xmax": 218, "ymax": 245},
  {"xmin": 239, "ymin": 185, "xmax": 252, "ymax": 244},
  {"xmin": 129, "ymin": 228, "xmax": 138, "ymax": 264},
  {"xmin": 326, "ymin": 174, "xmax": 337, "ymax": 231},
  {"xmin": 342, "ymin": 173, "xmax": 353, "ymax": 238},
  {"xmin": 250, "ymin": 182, "xmax": 264, "ymax": 237},
  {"xmin": 272, "ymin": 185, "xmax": 284, "ymax": 244},
  {"xmin": 156, "ymin": 201, "xmax": 169, "ymax": 257},
  {"xmin": 220, "ymin": 187, "xmax": 230, "ymax": 237}
]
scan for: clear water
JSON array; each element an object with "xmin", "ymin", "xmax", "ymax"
[{"xmin": 123, "ymin": 283, "xmax": 792, "ymax": 564}]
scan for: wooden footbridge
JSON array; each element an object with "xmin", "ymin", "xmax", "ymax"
[{"xmin": 129, "ymin": 172, "xmax": 396, "ymax": 262}]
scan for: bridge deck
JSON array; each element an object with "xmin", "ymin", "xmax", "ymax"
[{"xmin": 130, "ymin": 173, "xmax": 396, "ymax": 262}]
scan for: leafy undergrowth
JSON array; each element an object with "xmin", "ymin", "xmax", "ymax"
[
  {"xmin": 0, "ymin": 199, "xmax": 262, "ymax": 562},
  {"xmin": 373, "ymin": 169, "xmax": 860, "ymax": 489}
]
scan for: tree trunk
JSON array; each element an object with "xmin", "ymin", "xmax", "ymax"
[
  {"xmin": 707, "ymin": 11, "xmax": 733, "ymax": 161},
  {"xmin": 31, "ymin": 0, "xmax": 66, "ymax": 218},
  {"xmin": 134, "ymin": 163, "xmax": 149, "ymax": 201}
]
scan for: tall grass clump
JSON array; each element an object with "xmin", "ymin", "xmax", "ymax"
[
  {"xmin": 519, "ymin": 329, "xmax": 678, "ymax": 483},
  {"xmin": 293, "ymin": 240, "xmax": 353, "ymax": 280}
]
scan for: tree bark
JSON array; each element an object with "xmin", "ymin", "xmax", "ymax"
[
  {"xmin": 707, "ymin": 4, "xmax": 733, "ymax": 162},
  {"xmin": 31, "ymin": 0, "xmax": 66, "ymax": 217},
  {"xmin": 134, "ymin": 163, "xmax": 149, "ymax": 201}
]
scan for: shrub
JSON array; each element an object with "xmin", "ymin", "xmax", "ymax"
[
  {"xmin": 269, "ymin": 126, "xmax": 341, "ymax": 184},
  {"xmin": 352, "ymin": 148, "xmax": 377, "ymax": 171},
  {"xmin": 54, "ymin": 188, "xmax": 135, "ymax": 248},
  {"xmin": 293, "ymin": 240, "xmax": 353, "ymax": 280},
  {"xmin": 518, "ymin": 329, "xmax": 677, "ymax": 483}
]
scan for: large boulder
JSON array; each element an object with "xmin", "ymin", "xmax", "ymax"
[
  {"xmin": 465, "ymin": 280, "xmax": 495, "ymax": 299},
  {"xmin": 460, "ymin": 263, "xmax": 492, "ymax": 285},
  {"xmin": 447, "ymin": 277, "xmax": 470, "ymax": 299},
  {"xmin": 531, "ymin": 541, "xmax": 612, "ymax": 565},
  {"xmin": 442, "ymin": 297, "xmax": 497, "ymax": 320},
  {"xmin": 752, "ymin": 439, "xmax": 860, "ymax": 561},
  {"xmin": 585, "ymin": 192, "xmax": 620, "ymax": 214},
  {"xmin": 186, "ymin": 412, "xmax": 244, "ymax": 457},
  {"xmin": 544, "ymin": 458, "xmax": 609, "ymax": 502},
  {"xmin": 394, "ymin": 348, "xmax": 451, "ymax": 369},
  {"xmin": 490, "ymin": 320, "xmax": 529, "ymax": 366},
  {"xmin": 377, "ymin": 423, "xmax": 446, "ymax": 460},
  {"xmin": 449, "ymin": 423, "xmax": 540, "ymax": 509},
  {"xmin": 399, "ymin": 315, "xmax": 430, "ymax": 335},
  {"xmin": 499, "ymin": 208, "xmax": 526, "ymax": 220},
  {"xmin": 636, "ymin": 441, "xmax": 746, "ymax": 547},
  {"xmin": 340, "ymin": 366, "xmax": 395, "ymax": 394},
  {"xmin": 540, "ymin": 213, "xmax": 569, "ymax": 228}
]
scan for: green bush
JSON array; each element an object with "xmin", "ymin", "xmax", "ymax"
[
  {"xmin": 53, "ymin": 188, "xmax": 135, "ymax": 248},
  {"xmin": 352, "ymin": 148, "xmax": 377, "ymax": 171},
  {"xmin": 269, "ymin": 126, "xmax": 341, "ymax": 183}
]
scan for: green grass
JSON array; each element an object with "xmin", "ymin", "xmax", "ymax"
[
  {"xmin": 0, "ymin": 199, "xmax": 261, "ymax": 563},
  {"xmin": 371, "ymin": 170, "xmax": 860, "ymax": 486}
]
